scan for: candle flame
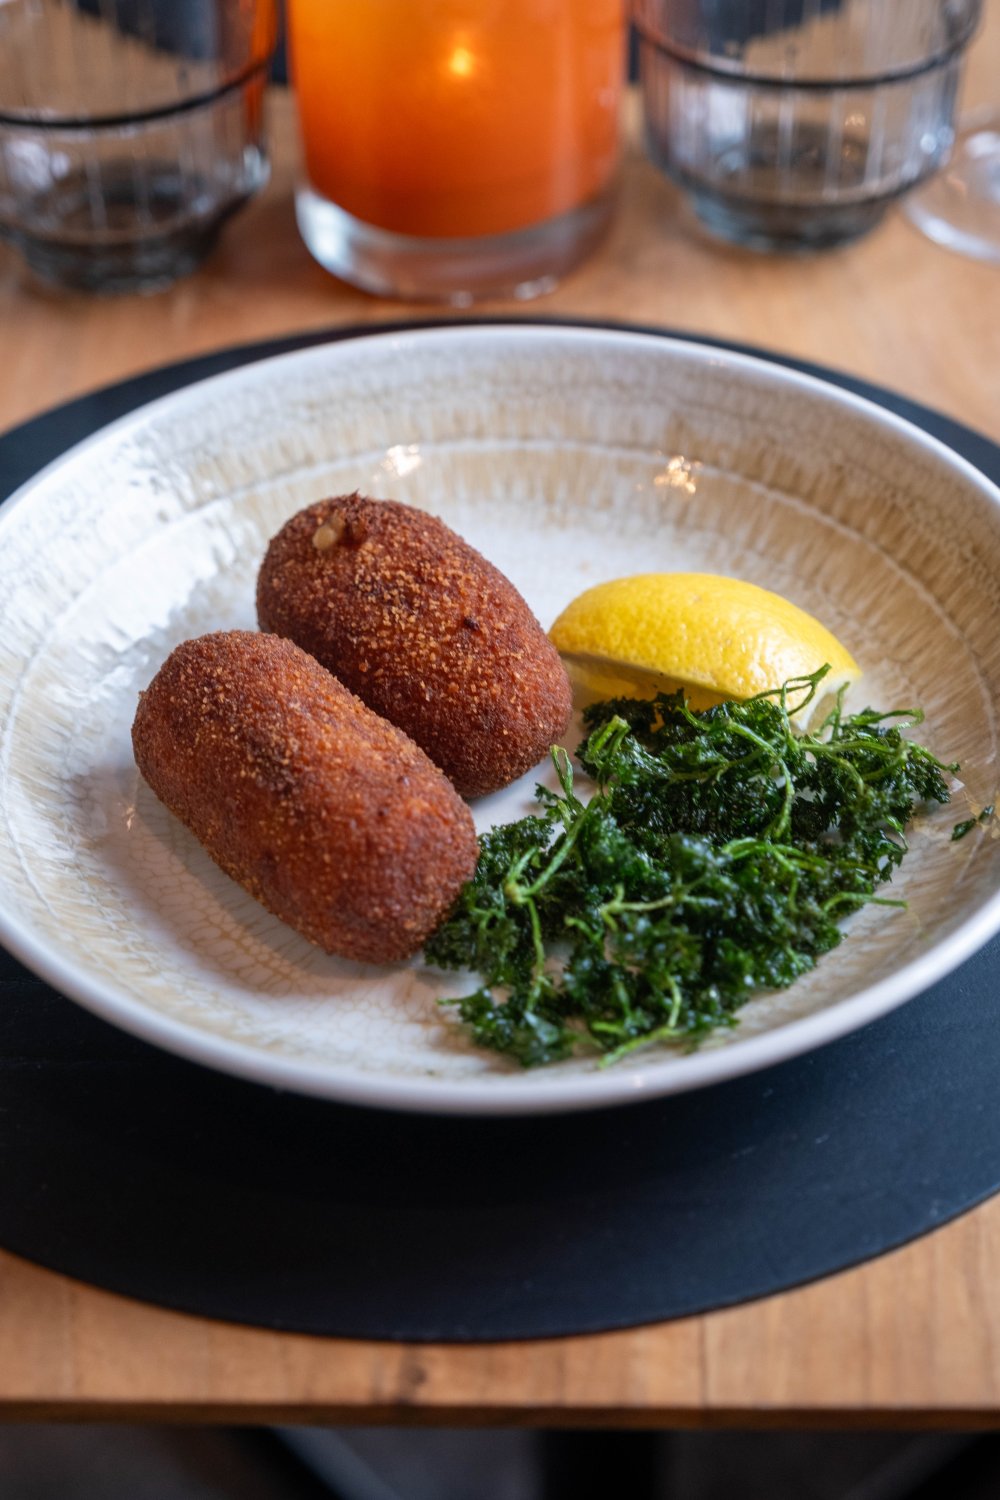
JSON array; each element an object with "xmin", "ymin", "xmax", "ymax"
[{"xmin": 446, "ymin": 44, "xmax": 476, "ymax": 79}]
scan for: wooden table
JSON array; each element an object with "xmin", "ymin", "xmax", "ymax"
[{"xmin": 2, "ymin": 20, "xmax": 1000, "ymax": 1428}]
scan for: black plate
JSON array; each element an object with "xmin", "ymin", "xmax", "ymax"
[{"xmin": 1, "ymin": 319, "xmax": 998, "ymax": 1341}]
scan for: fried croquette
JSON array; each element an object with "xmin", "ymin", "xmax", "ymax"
[
  {"xmin": 256, "ymin": 495, "xmax": 573, "ymax": 798},
  {"xmin": 131, "ymin": 631, "xmax": 478, "ymax": 963}
]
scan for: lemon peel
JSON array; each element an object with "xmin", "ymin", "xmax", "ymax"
[{"xmin": 549, "ymin": 573, "xmax": 860, "ymax": 728}]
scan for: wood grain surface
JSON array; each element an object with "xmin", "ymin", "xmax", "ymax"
[{"xmin": 1, "ymin": 16, "xmax": 1000, "ymax": 1424}]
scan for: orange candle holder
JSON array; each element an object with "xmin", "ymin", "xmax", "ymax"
[{"xmin": 289, "ymin": 0, "xmax": 625, "ymax": 301}]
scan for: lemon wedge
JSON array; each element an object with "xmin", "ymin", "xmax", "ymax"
[{"xmin": 549, "ymin": 573, "xmax": 861, "ymax": 728}]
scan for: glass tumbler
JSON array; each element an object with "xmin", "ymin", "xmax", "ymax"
[
  {"xmin": 0, "ymin": 0, "xmax": 278, "ymax": 293},
  {"xmin": 907, "ymin": 105, "xmax": 1000, "ymax": 262},
  {"xmin": 905, "ymin": 5, "xmax": 1000, "ymax": 268},
  {"xmin": 633, "ymin": 0, "xmax": 983, "ymax": 251},
  {"xmin": 289, "ymin": 0, "xmax": 626, "ymax": 302}
]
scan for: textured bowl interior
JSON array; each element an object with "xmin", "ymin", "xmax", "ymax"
[{"xmin": 1, "ymin": 325, "xmax": 999, "ymax": 1114}]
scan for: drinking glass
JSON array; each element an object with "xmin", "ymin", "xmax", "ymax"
[
  {"xmin": 288, "ymin": 0, "xmax": 626, "ymax": 302},
  {"xmin": 633, "ymin": 0, "xmax": 983, "ymax": 251},
  {"xmin": 906, "ymin": 105, "xmax": 1000, "ymax": 261},
  {"xmin": 0, "ymin": 0, "xmax": 278, "ymax": 293}
]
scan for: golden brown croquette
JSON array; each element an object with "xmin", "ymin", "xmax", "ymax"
[
  {"xmin": 132, "ymin": 631, "xmax": 478, "ymax": 963},
  {"xmin": 256, "ymin": 495, "xmax": 572, "ymax": 797}
]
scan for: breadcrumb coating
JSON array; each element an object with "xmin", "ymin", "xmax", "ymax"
[
  {"xmin": 132, "ymin": 632, "xmax": 478, "ymax": 963},
  {"xmin": 256, "ymin": 495, "xmax": 572, "ymax": 797}
]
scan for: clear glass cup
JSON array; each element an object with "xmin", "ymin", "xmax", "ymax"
[
  {"xmin": 906, "ymin": 107, "xmax": 1000, "ymax": 261},
  {"xmin": 288, "ymin": 0, "xmax": 626, "ymax": 303},
  {"xmin": 0, "ymin": 0, "xmax": 278, "ymax": 293},
  {"xmin": 633, "ymin": 0, "xmax": 983, "ymax": 252}
]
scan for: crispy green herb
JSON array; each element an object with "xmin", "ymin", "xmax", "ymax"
[
  {"xmin": 425, "ymin": 668, "xmax": 957, "ymax": 1067},
  {"xmin": 952, "ymin": 805, "xmax": 994, "ymax": 840}
]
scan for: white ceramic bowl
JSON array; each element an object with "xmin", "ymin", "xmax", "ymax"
[{"xmin": 1, "ymin": 324, "xmax": 999, "ymax": 1114}]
